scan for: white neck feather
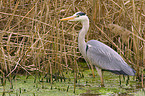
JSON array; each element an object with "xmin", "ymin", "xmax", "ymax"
[{"xmin": 78, "ymin": 17, "xmax": 89, "ymax": 57}]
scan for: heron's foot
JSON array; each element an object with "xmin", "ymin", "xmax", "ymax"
[
  {"xmin": 98, "ymin": 84, "xmax": 105, "ymax": 87},
  {"xmin": 101, "ymin": 84, "xmax": 105, "ymax": 87}
]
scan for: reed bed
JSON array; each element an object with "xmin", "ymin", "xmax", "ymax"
[{"xmin": 0, "ymin": 0, "xmax": 145, "ymax": 88}]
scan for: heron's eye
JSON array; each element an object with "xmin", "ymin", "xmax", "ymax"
[{"xmin": 76, "ymin": 15, "xmax": 80, "ymax": 17}]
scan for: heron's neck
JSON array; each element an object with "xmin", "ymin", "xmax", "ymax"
[{"xmin": 78, "ymin": 19, "xmax": 89, "ymax": 56}]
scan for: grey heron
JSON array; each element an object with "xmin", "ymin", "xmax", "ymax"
[{"xmin": 60, "ymin": 12, "xmax": 136, "ymax": 87}]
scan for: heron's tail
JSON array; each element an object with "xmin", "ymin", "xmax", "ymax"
[
  {"xmin": 103, "ymin": 67, "xmax": 136, "ymax": 76},
  {"xmin": 130, "ymin": 68, "xmax": 136, "ymax": 76},
  {"xmin": 122, "ymin": 66, "xmax": 136, "ymax": 76}
]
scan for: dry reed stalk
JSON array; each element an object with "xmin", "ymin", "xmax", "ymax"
[
  {"xmin": 130, "ymin": 0, "xmax": 141, "ymax": 80},
  {"xmin": 72, "ymin": 27, "xmax": 77, "ymax": 93},
  {"xmin": 92, "ymin": 0, "xmax": 98, "ymax": 21},
  {"xmin": 61, "ymin": 22, "xmax": 69, "ymax": 71},
  {"xmin": 49, "ymin": 58, "xmax": 53, "ymax": 84},
  {"xmin": 143, "ymin": 30, "xmax": 145, "ymax": 88},
  {"xmin": 141, "ymin": 68, "xmax": 144, "ymax": 87}
]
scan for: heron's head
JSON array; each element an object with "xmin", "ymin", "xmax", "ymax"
[{"xmin": 60, "ymin": 12, "xmax": 88, "ymax": 22}]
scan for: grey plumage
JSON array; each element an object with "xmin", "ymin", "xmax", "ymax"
[{"xmin": 86, "ymin": 40, "xmax": 135, "ymax": 76}]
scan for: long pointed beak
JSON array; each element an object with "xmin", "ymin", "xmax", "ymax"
[{"xmin": 60, "ymin": 16, "xmax": 76, "ymax": 21}]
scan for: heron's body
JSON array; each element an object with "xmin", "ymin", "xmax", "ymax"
[
  {"xmin": 60, "ymin": 12, "xmax": 136, "ymax": 86},
  {"xmin": 86, "ymin": 40, "xmax": 135, "ymax": 76}
]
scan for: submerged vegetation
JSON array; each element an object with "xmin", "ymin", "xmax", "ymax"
[
  {"xmin": 0, "ymin": 0, "xmax": 145, "ymax": 95},
  {"xmin": 0, "ymin": 69, "xmax": 140, "ymax": 95}
]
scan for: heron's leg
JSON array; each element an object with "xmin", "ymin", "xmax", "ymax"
[
  {"xmin": 85, "ymin": 60, "xmax": 95, "ymax": 78},
  {"xmin": 90, "ymin": 64, "xmax": 95, "ymax": 78},
  {"xmin": 119, "ymin": 75, "xmax": 122, "ymax": 86},
  {"xmin": 95, "ymin": 67, "xmax": 104, "ymax": 87}
]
